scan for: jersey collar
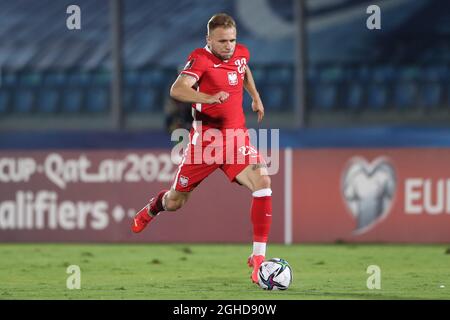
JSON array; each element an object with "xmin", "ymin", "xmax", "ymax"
[{"xmin": 204, "ymin": 45, "xmax": 229, "ymax": 63}]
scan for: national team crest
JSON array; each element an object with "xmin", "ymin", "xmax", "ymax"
[
  {"xmin": 227, "ymin": 71, "xmax": 238, "ymax": 86},
  {"xmin": 179, "ymin": 175, "xmax": 189, "ymax": 187}
]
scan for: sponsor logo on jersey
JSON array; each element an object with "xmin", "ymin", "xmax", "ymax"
[{"xmin": 228, "ymin": 71, "xmax": 238, "ymax": 86}]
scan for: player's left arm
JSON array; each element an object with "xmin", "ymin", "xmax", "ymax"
[{"xmin": 244, "ymin": 66, "xmax": 264, "ymax": 123}]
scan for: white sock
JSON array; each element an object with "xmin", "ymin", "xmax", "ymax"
[
  {"xmin": 161, "ymin": 191, "xmax": 169, "ymax": 211},
  {"xmin": 252, "ymin": 242, "xmax": 266, "ymax": 257}
]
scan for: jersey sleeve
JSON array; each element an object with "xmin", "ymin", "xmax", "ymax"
[{"xmin": 180, "ymin": 50, "xmax": 208, "ymax": 82}]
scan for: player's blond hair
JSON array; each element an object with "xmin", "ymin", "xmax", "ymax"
[{"xmin": 207, "ymin": 13, "xmax": 236, "ymax": 35}]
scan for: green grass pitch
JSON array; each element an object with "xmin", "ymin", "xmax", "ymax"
[{"xmin": 0, "ymin": 243, "xmax": 448, "ymax": 300}]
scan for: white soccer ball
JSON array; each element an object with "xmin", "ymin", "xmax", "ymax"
[{"xmin": 258, "ymin": 258, "xmax": 293, "ymax": 290}]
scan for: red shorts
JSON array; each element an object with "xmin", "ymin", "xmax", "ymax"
[{"xmin": 172, "ymin": 128, "xmax": 263, "ymax": 192}]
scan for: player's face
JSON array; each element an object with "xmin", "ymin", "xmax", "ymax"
[{"xmin": 207, "ymin": 27, "xmax": 237, "ymax": 61}]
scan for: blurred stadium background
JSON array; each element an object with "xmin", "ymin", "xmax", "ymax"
[
  {"xmin": 2, "ymin": 0, "xmax": 449, "ymax": 131},
  {"xmin": 0, "ymin": 0, "xmax": 450, "ymax": 300}
]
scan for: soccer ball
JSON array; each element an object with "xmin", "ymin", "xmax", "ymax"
[{"xmin": 257, "ymin": 258, "xmax": 293, "ymax": 290}]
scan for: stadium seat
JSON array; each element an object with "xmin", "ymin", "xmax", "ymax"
[
  {"xmin": 266, "ymin": 67, "xmax": 292, "ymax": 84},
  {"xmin": 68, "ymin": 72, "xmax": 91, "ymax": 87},
  {"xmin": 354, "ymin": 66, "xmax": 372, "ymax": 83},
  {"xmin": 123, "ymin": 88, "xmax": 135, "ymax": 112},
  {"xmin": 367, "ymin": 84, "xmax": 388, "ymax": 111},
  {"xmin": 2, "ymin": 72, "xmax": 18, "ymax": 87},
  {"xmin": 312, "ymin": 66, "xmax": 345, "ymax": 111},
  {"xmin": 420, "ymin": 83, "xmax": 442, "ymax": 109},
  {"xmin": 140, "ymin": 70, "xmax": 167, "ymax": 86},
  {"xmin": 135, "ymin": 87, "xmax": 158, "ymax": 112},
  {"xmin": 320, "ymin": 67, "xmax": 344, "ymax": 83},
  {"xmin": 398, "ymin": 66, "xmax": 420, "ymax": 82},
  {"xmin": 394, "ymin": 67, "xmax": 420, "ymax": 110},
  {"xmin": 286, "ymin": 90, "xmax": 295, "ymax": 111},
  {"xmin": 251, "ymin": 68, "xmax": 265, "ymax": 84},
  {"xmin": 14, "ymin": 89, "xmax": 34, "ymax": 113},
  {"xmin": 422, "ymin": 66, "xmax": 447, "ymax": 82},
  {"xmin": 394, "ymin": 83, "xmax": 418, "ymax": 110},
  {"xmin": 124, "ymin": 71, "xmax": 140, "ymax": 87},
  {"xmin": 262, "ymin": 85, "xmax": 284, "ymax": 110},
  {"xmin": 420, "ymin": 66, "xmax": 447, "ymax": 109},
  {"xmin": 37, "ymin": 89, "xmax": 59, "ymax": 113},
  {"xmin": 373, "ymin": 66, "xmax": 395, "ymax": 82},
  {"xmin": 243, "ymin": 91, "xmax": 252, "ymax": 109},
  {"xmin": 447, "ymin": 82, "xmax": 450, "ymax": 107},
  {"xmin": 20, "ymin": 72, "xmax": 42, "ymax": 87},
  {"xmin": 307, "ymin": 66, "xmax": 319, "ymax": 85},
  {"xmin": 62, "ymin": 89, "xmax": 83, "ymax": 113},
  {"xmin": 86, "ymin": 87, "xmax": 109, "ymax": 113},
  {"xmin": 346, "ymin": 83, "xmax": 365, "ymax": 111},
  {"xmin": 91, "ymin": 72, "xmax": 111, "ymax": 86},
  {"xmin": 43, "ymin": 72, "xmax": 67, "ymax": 87},
  {"xmin": 0, "ymin": 89, "xmax": 10, "ymax": 113},
  {"xmin": 313, "ymin": 83, "xmax": 337, "ymax": 111}
]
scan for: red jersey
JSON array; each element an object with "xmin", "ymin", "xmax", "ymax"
[{"xmin": 180, "ymin": 43, "xmax": 250, "ymax": 131}]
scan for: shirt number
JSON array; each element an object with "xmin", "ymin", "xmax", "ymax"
[{"xmin": 235, "ymin": 58, "xmax": 247, "ymax": 74}]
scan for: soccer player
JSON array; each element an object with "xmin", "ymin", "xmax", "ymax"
[{"xmin": 131, "ymin": 13, "xmax": 272, "ymax": 284}]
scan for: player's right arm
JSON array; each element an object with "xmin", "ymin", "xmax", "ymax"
[{"xmin": 170, "ymin": 74, "xmax": 229, "ymax": 105}]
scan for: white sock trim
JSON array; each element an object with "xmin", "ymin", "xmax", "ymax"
[
  {"xmin": 161, "ymin": 191, "xmax": 169, "ymax": 211},
  {"xmin": 253, "ymin": 242, "xmax": 267, "ymax": 256},
  {"xmin": 252, "ymin": 188, "xmax": 272, "ymax": 197}
]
